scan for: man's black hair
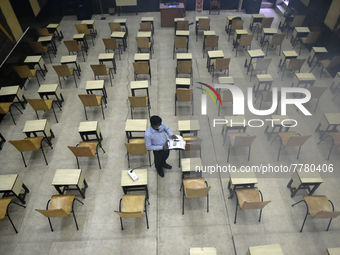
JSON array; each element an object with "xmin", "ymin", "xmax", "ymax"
[{"xmin": 150, "ymin": 115, "xmax": 162, "ymax": 126}]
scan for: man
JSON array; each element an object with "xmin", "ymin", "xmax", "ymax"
[{"xmin": 144, "ymin": 115, "xmax": 177, "ymax": 177}]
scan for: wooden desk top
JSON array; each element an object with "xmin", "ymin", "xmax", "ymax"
[
  {"xmin": 256, "ymin": 74, "xmax": 273, "ymax": 82},
  {"xmin": 24, "ymin": 56, "xmax": 42, "ymax": 63},
  {"xmin": 196, "ymin": 16, "xmax": 209, "ymax": 21},
  {"xmin": 207, "ymin": 50, "xmax": 224, "ymax": 58},
  {"xmin": 0, "ymin": 174, "xmax": 17, "ymax": 191},
  {"xmin": 218, "ymin": 77, "xmax": 234, "ymax": 84},
  {"xmin": 131, "ymin": 80, "xmax": 149, "ymax": 89},
  {"xmin": 271, "ymin": 115, "xmax": 292, "ymax": 126},
  {"xmin": 298, "ymin": 170, "xmax": 323, "ymax": 184},
  {"xmin": 325, "ymin": 248, "xmax": 340, "ymax": 255},
  {"xmin": 283, "ymin": 51, "xmax": 298, "ymax": 58},
  {"xmin": 324, "ymin": 113, "xmax": 340, "ymax": 125},
  {"xmin": 295, "ymin": 73, "xmax": 316, "ymax": 81},
  {"xmin": 81, "ymin": 20, "xmax": 95, "ymax": 25},
  {"xmin": 78, "ymin": 121, "xmax": 99, "ymax": 133},
  {"xmin": 121, "ymin": 169, "xmax": 147, "ymax": 186},
  {"xmin": 178, "ymin": 120, "xmax": 200, "ymax": 131},
  {"xmin": 294, "ymin": 27, "xmax": 310, "ymax": 33},
  {"xmin": 38, "ymin": 36, "xmax": 53, "ymax": 42},
  {"xmin": 125, "ymin": 119, "xmax": 148, "ymax": 132},
  {"xmin": 0, "ymin": 85, "xmax": 20, "ymax": 96},
  {"xmin": 224, "ymin": 116, "xmax": 246, "ymax": 127},
  {"xmin": 248, "ymin": 244, "xmax": 283, "ymax": 255},
  {"xmin": 38, "ymin": 84, "xmax": 59, "ymax": 93},
  {"xmin": 86, "ymin": 80, "xmax": 104, "ymax": 90},
  {"xmin": 110, "ymin": 31, "xmax": 126, "ymax": 38},
  {"xmin": 73, "ymin": 34, "xmax": 85, "ymax": 39},
  {"xmin": 134, "ymin": 53, "xmax": 150, "ymax": 61},
  {"xmin": 227, "ymin": 16, "xmax": 240, "ymax": 20},
  {"xmin": 204, "ymin": 31, "xmax": 215, "ymax": 36},
  {"xmin": 137, "ymin": 31, "xmax": 152, "ymax": 38},
  {"xmin": 312, "ymin": 47, "xmax": 328, "ymax": 53},
  {"xmin": 23, "ymin": 119, "xmax": 48, "ymax": 133},
  {"xmin": 176, "ymin": 78, "xmax": 191, "ymax": 85},
  {"xmin": 98, "ymin": 53, "xmax": 114, "ymax": 60},
  {"xmin": 61, "ymin": 55, "xmax": 77, "ymax": 63},
  {"xmin": 47, "ymin": 23, "xmax": 59, "ymax": 28},
  {"xmin": 160, "ymin": 3, "xmax": 184, "ymax": 9},
  {"xmin": 263, "ymin": 28, "xmax": 278, "ymax": 34},
  {"xmin": 247, "ymin": 49, "xmax": 265, "ymax": 58},
  {"xmin": 190, "ymin": 247, "xmax": 217, "ymax": 255},
  {"xmin": 252, "ymin": 14, "xmax": 266, "ymax": 18},
  {"xmin": 174, "ymin": 18, "xmax": 185, "ymax": 22},
  {"xmin": 52, "ymin": 169, "xmax": 82, "ymax": 185},
  {"xmin": 141, "ymin": 17, "xmax": 154, "ymax": 22},
  {"xmin": 230, "ymin": 171, "xmax": 258, "ymax": 185},
  {"xmin": 177, "ymin": 53, "xmax": 192, "ymax": 60},
  {"xmin": 114, "ymin": 19, "xmax": 127, "ymax": 23},
  {"xmin": 176, "ymin": 30, "xmax": 190, "ymax": 36},
  {"xmin": 235, "ymin": 29, "xmax": 248, "ymax": 35},
  {"xmin": 181, "ymin": 158, "xmax": 202, "ymax": 172}
]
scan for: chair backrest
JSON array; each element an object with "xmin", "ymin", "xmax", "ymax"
[
  {"xmin": 68, "ymin": 145, "xmax": 95, "ymax": 157},
  {"xmin": 235, "ymin": 187, "xmax": 270, "ymax": 210},
  {"xmin": 53, "ymin": 65, "xmax": 72, "ymax": 77},
  {"xmin": 184, "ymin": 178, "xmax": 211, "ymax": 198},
  {"xmin": 176, "ymin": 89, "xmax": 192, "ymax": 101},
  {"xmin": 215, "ymin": 58, "xmax": 230, "ymax": 71},
  {"xmin": 174, "ymin": 36, "xmax": 188, "ymax": 48},
  {"xmin": 205, "ymin": 35, "xmax": 219, "ymax": 47},
  {"xmin": 327, "ymin": 56, "xmax": 340, "ymax": 69},
  {"xmin": 177, "ymin": 20, "xmax": 189, "ymax": 30},
  {"xmin": 9, "ymin": 137, "xmax": 43, "ymax": 152},
  {"xmin": 109, "ymin": 22, "xmax": 122, "ymax": 33},
  {"xmin": 177, "ymin": 60, "xmax": 192, "ymax": 74},
  {"xmin": 36, "ymin": 28, "xmax": 52, "ymax": 36},
  {"xmin": 285, "ymin": 135, "xmax": 311, "ymax": 147},
  {"xmin": 242, "ymin": 200, "xmax": 271, "ymax": 210},
  {"xmin": 140, "ymin": 22, "xmax": 152, "ymax": 31},
  {"xmin": 308, "ymin": 86, "xmax": 327, "ymax": 99},
  {"xmin": 221, "ymin": 90, "xmax": 233, "ymax": 103},
  {"xmin": 128, "ymin": 96, "xmax": 148, "ymax": 108},
  {"xmin": 0, "ymin": 198, "xmax": 12, "ymax": 218},
  {"xmin": 102, "ymin": 38, "xmax": 118, "ymax": 50},
  {"xmin": 270, "ymin": 33, "xmax": 286, "ymax": 45},
  {"xmin": 78, "ymin": 94, "xmax": 100, "ymax": 107},
  {"xmin": 115, "ymin": 210, "xmax": 143, "ymax": 218},
  {"xmin": 0, "ymin": 103, "xmax": 12, "ymax": 114},
  {"xmin": 239, "ymin": 34, "xmax": 253, "ymax": 46},
  {"xmin": 133, "ymin": 62, "xmax": 149, "ymax": 74},
  {"xmin": 313, "ymin": 211, "xmax": 340, "ymax": 219},
  {"xmin": 233, "ymin": 135, "xmax": 256, "ymax": 147},
  {"xmin": 125, "ymin": 139, "xmax": 147, "ymax": 154},
  {"xmin": 136, "ymin": 37, "xmax": 150, "ymax": 48},
  {"xmin": 35, "ymin": 209, "xmax": 69, "ymax": 218},
  {"xmin": 64, "ymin": 40, "xmax": 80, "ymax": 52},
  {"xmin": 75, "ymin": 24, "xmax": 90, "ymax": 34},
  {"xmin": 304, "ymin": 31, "xmax": 321, "ymax": 44},
  {"xmin": 184, "ymin": 137, "xmax": 202, "ymax": 151},
  {"xmin": 260, "ymin": 17, "xmax": 274, "ymax": 29},
  {"xmin": 29, "ymin": 41, "xmax": 46, "ymax": 54},
  {"xmin": 91, "ymin": 64, "xmax": 108, "ymax": 76},
  {"xmin": 13, "ymin": 65, "xmax": 33, "ymax": 78},
  {"xmin": 291, "ymin": 15, "xmax": 306, "ymax": 27},
  {"xmin": 287, "ymin": 59, "xmax": 306, "ymax": 71},
  {"xmin": 198, "ymin": 18, "xmax": 210, "ymax": 30},
  {"xmin": 26, "ymin": 99, "xmax": 52, "ymax": 111},
  {"xmin": 254, "ymin": 58, "xmax": 272, "ymax": 71},
  {"xmin": 231, "ymin": 20, "xmax": 244, "ymax": 30}
]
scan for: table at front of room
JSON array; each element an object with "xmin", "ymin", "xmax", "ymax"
[
  {"xmin": 160, "ymin": 3, "xmax": 185, "ymax": 27},
  {"xmin": 52, "ymin": 169, "xmax": 88, "ymax": 199},
  {"xmin": 228, "ymin": 171, "xmax": 258, "ymax": 199},
  {"xmin": 125, "ymin": 119, "xmax": 148, "ymax": 141},
  {"xmin": 23, "ymin": 119, "xmax": 54, "ymax": 146},
  {"xmin": 0, "ymin": 174, "xmax": 29, "ymax": 204},
  {"xmin": 315, "ymin": 113, "xmax": 340, "ymax": 139},
  {"xmin": 287, "ymin": 170, "xmax": 323, "ymax": 198},
  {"xmin": 121, "ymin": 169, "xmax": 148, "ymax": 199},
  {"xmin": 178, "ymin": 120, "xmax": 200, "ymax": 137}
]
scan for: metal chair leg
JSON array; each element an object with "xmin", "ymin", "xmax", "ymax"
[{"xmin": 234, "ymin": 197, "xmax": 239, "ymax": 224}]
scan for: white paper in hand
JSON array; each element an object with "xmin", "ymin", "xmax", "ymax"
[{"xmin": 168, "ymin": 135, "xmax": 186, "ymax": 150}]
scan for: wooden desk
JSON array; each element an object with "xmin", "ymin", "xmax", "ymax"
[
  {"xmin": 245, "ymin": 49, "xmax": 265, "ymax": 73},
  {"xmin": 125, "ymin": 119, "xmax": 148, "ymax": 141},
  {"xmin": 38, "ymin": 35, "xmax": 57, "ymax": 53},
  {"xmin": 178, "ymin": 120, "xmax": 200, "ymax": 136},
  {"xmin": 247, "ymin": 244, "xmax": 283, "ymax": 255},
  {"xmin": 116, "ymin": 0, "xmax": 138, "ymax": 15},
  {"xmin": 81, "ymin": 19, "xmax": 97, "ymax": 34},
  {"xmin": 287, "ymin": 171, "xmax": 323, "ymax": 198},
  {"xmin": 292, "ymin": 73, "xmax": 316, "ymax": 88},
  {"xmin": 207, "ymin": 50, "xmax": 224, "ymax": 69},
  {"xmin": 121, "ymin": 169, "xmax": 148, "ymax": 199},
  {"xmin": 175, "ymin": 30, "xmax": 190, "ymax": 40},
  {"xmin": 111, "ymin": 31, "xmax": 127, "ymax": 51},
  {"xmin": 222, "ymin": 116, "xmax": 247, "ymax": 144},
  {"xmin": 177, "ymin": 53, "xmax": 192, "ymax": 63},
  {"xmin": 52, "ymin": 169, "xmax": 88, "ymax": 199},
  {"xmin": 215, "ymin": 77, "xmax": 235, "ymax": 93},
  {"xmin": 228, "ymin": 171, "xmax": 258, "ymax": 199},
  {"xmin": 141, "ymin": 17, "xmax": 154, "ymax": 34},
  {"xmin": 86, "ymin": 80, "xmax": 107, "ymax": 104},
  {"xmin": 226, "ymin": 16, "xmax": 241, "ymax": 33},
  {"xmin": 160, "ymin": 3, "xmax": 184, "ymax": 27},
  {"xmin": 176, "ymin": 78, "xmax": 191, "ymax": 89},
  {"xmin": 261, "ymin": 28, "xmax": 278, "ymax": 46},
  {"xmin": 73, "ymin": 33, "xmax": 88, "ymax": 52},
  {"xmin": 114, "ymin": 18, "xmax": 128, "ymax": 36},
  {"xmin": 307, "ymin": 47, "xmax": 328, "ymax": 67},
  {"xmin": 134, "ymin": 53, "xmax": 150, "ymax": 65},
  {"xmin": 37, "ymin": 84, "xmax": 64, "ymax": 108},
  {"xmin": 279, "ymin": 50, "xmax": 298, "ymax": 67},
  {"xmin": 249, "ymin": 14, "xmax": 265, "ymax": 31},
  {"xmin": 130, "ymin": 80, "xmax": 150, "ymax": 106},
  {"xmin": 98, "ymin": 53, "xmax": 116, "ymax": 71},
  {"xmin": 23, "ymin": 119, "xmax": 54, "ymax": 146},
  {"xmin": 0, "ymin": 85, "xmax": 26, "ymax": 109},
  {"xmin": 181, "ymin": 157, "xmax": 202, "ymax": 179},
  {"xmin": 47, "ymin": 23, "xmax": 63, "ymax": 40},
  {"xmin": 0, "ymin": 174, "xmax": 29, "ymax": 204},
  {"xmin": 253, "ymin": 74, "xmax": 273, "ymax": 96},
  {"xmin": 264, "ymin": 115, "xmax": 293, "ymax": 140},
  {"xmin": 78, "ymin": 121, "xmax": 103, "ymax": 145},
  {"xmin": 234, "ymin": 29, "xmax": 248, "ymax": 43},
  {"xmin": 315, "ymin": 113, "xmax": 340, "ymax": 139},
  {"xmin": 291, "ymin": 27, "xmax": 310, "ymax": 45},
  {"xmin": 24, "ymin": 56, "xmax": 47, "ymax": 76},
  {"xmin": 61, "ymin": 55, "xmax": 81, "ymax": 75},
  {"xmin": 322, "ymin": 248, "xmax": 340, "ymax": 255},
  {"xmin": 190, "ymin": 247, "xmax": 217, "ymax": 255}
]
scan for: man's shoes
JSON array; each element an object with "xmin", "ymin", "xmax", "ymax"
[
  {"xmin": 163, "ymin": 163, "xmax": 172, "ymax": 169},
  {"xmin": 157, "ymin": 169, "xmax": 164, "ymax": 177}
]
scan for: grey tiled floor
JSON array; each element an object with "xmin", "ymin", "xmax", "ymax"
[{"xmin": 1, "ymin": 8, "xmax": 340, "ymax": 255}]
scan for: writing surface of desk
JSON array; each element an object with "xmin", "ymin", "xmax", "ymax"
[
  {"xmin": 190, "ymin": 247, "xmax": 217, "ymax": 255},
  {"xmin": 323, "ymin": 248, "xmax": 340, "ymax": 255},
  {"xmin": 0, "ymin": 174, "xmax": 29, "ymax": 204},
  {"xmin": 247, "ymin": 244, "xmax": 283, "ymax": 255},
  {"xmin": 121, "ymin": 169, "xmax": 148, "ymax": 199},
  {"xmin": 160, "ymin": 3, "xmax": 184, "ymax": 27}
]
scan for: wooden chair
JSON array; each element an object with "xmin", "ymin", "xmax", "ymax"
[
  {"xmin": 203, "ymin": 35, "xmax": 219, "ymax": 58},
  {"xmin": 233, "ymin": 34, "xmax": 253, "ymax": 57},
  {"xmin": 102, "ymin": 38, "xmax": 121, "ymax": 60},
  {"xmin": 90, "ymin": 64, "xmax": 114, "ymax": 87},
  {"xmin": 228, "ymin": 19, "xmax": 244, "ymax": 42},
  {"xmin": 181, "ymin": 178, "xmax": 211, "ymax": 215},
  {"xmin": 114, "ymin": 194, "xmax": 149, "ymax": 230},
  {"xmin": 75, "ymin": 24, "xmax": 96, "ymax": 46},
  {"xmin": 234, "ymin": 188, "xmax": 271, "ymax": 224},
  {"xmin": 218, "ymin": 90, "xmax": 233, "ymax": 116},
  {"xmin": 301, "ymin": 86, "xmax": 327, "ymax": 113},
  {"xmin": 133, "ymin": 62, "xmax": 151, "ymax": 85},
  {"xmin": 9, "ymin": 136, "xmax": 52, "ymax": 167},
  {"xmin": 249, "ymin": 58, "xmax": 272, "ymax": 81},
  {"xmin": 254, "ymin": 17, "xmax": 274, "ymax": 40},
  {"xmin": 29, "ymin": 41, "xmax": 55, "ymax": 63},
  {"xmin": 78, "ymin": 94, "xmax": 106, "ymax": 120},
  {"xmin": 173, "ymin": 37, "xmax": 188, "ymax": 59},
  {"xmin": 227, "ymin": 133, "xmax": 256, "ymax": 163},
  {"xmin": 292, "ymin": 195, "xmax": 340, "ymax": 232},
  {"xmin": 125, "ymin": 138, "xmax": 151, "ymax": 168},
  {"xmin": 35, "ymin": 194, "xmax": 84, "ymax": 231},
  {"xmin": 209, "ymin": 0, "xmax": 220, "ymax": 14},
  {"xmin": 175, "ymin": 88, "xmax": 193, "ymax": 116},
  {"xmin": 139, "ymin": 22, "xmax": 152, "ymax": 32},
  {"xmin": 0, "ymin": 102, "xmax": 23, "ymax": 125},
  {"xmin": 177, "ymin": 20, "xmax": 189, "ymax": 31},
  {"xmin": 271, "ymin": 131, "xmax": 311, "ymax": 161},
  {"xmin": 26, "ymin": 99, "xmax": 60, "ymax": 123},
  {"xmin": 136, "ymin": 37, "xmax": 153, "ymax": 58},
  {"xmin": 317, "ymin": 132, "xmax": 340, "ymax": 160},
  {"xmin": 176, "ymin": 60, "xmax": 193, "ymax": 84},
  {"xmin": 68, "ymin": 141, "xmax": 105, "ymax": 169},
  {"xmin": 64, "ymin": 40, "xmax": 86, "ymax": 62},
  {"xmin": 294, "ymin": 31, "xmax": 321, "ymax": 55},
  {"xmin": 0, "ymin": 198, "xmax": 26, "ymax": 234},
  {"xmin": 178, "ymin": 137, "xmax": 202, "ymax": 167},
  {"xmin": 109, "ymin": 22, "xmax": 123, "ymax": 33},
  {"xmin": 36, "ymin": 28, "xmax": 54, "ymax": 37},
  {"xmin": 286, "ymin": 15, "xmax": 306, "ymax": 38},
  {"xmin": 13, "ymin": 65, "xmax": 44, "ymax": 88},
  {"xmin": 128, "ymin": 96, "xmax": 150, "ymax": 119},
  {"xmin": 196, "ymin": 18, "xmax": 210, "ymax": 41},
  {"xmin": 53, "ymin": 64, "xmax": 79, "ymax": 88},
  {"xmin": 263, "ymin": 33, "xmax": 285, "ymax": 56},
  {"xmin": 212, "ymin": 58, "xmax": 230, "ymax": 82},
  {"xmin": 311, "ymin": 56, "xmax": 340, "ymax": 79},
  {"xmin": 280, "ymin": 59, "xmax": 306, "ymax": 80}
]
